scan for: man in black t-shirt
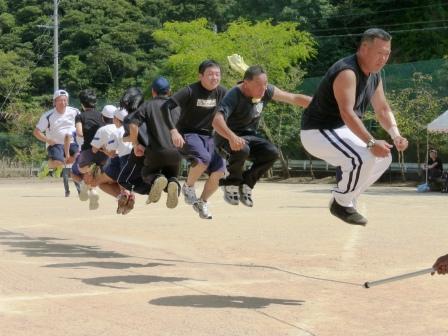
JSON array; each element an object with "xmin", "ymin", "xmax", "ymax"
[
  {"xmin": 300, "ymin": 28, "xmax": 408, "ymax": 226},
  {"xmin": 162, "ymin": 60, "xmax": 227, "ymax": 219},
  {"xmin": 213, "ymin": 65, "xmax": 311, "ymax": 207},
  {"xmin": 71, "ymin": 89, "xmax": 108, "ymax": 208},
  {"xmin": 128, "ymin": 77, "xmax": 182, "ymax": 209}
]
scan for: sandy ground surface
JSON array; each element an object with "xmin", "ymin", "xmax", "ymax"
[{"xmin": 0, "ymin": 178, "xmax": 447, "ymax": 336}]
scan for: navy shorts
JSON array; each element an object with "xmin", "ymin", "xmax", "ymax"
[
  {"xmin": 117, "ymin": 154, "xmax": 150, "ymax": 194},
  {"xmin": 181, "ymin": 133, "xmax": 225, "ymax": 173},
  {"xmin": 104, "ymin": 156, "xmax": 121, "ymax": 181},
  {"xmin": 71, "ymin": 155, "xmax": 82, "ymax": 178},
  {"xmin": 47, "ymin": 143, "xmax": 79, "ymax": 162},
  {"xmin": 77, "ymin": 149, "xmax": 109, "ymax": 168}
]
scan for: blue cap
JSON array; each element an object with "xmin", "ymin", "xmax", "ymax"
[{"xmin": 152, "ymin": 76, "xmax": 170, "ymax": 94}]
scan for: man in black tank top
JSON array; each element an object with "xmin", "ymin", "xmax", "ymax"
[
  {"xmin": 162, "ymin": 60, "xmax": 227, "ymax": 219},
  {"xmin": 300, "ymin": 28, "xmax": 408, "ymax": 226}
]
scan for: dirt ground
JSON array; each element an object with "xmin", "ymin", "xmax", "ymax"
[{"xmin": 0, "ymin": 178, "xmax": 447, "ymax": 336}]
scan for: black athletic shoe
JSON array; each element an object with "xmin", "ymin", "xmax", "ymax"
[{"xmin": 329, "ymin": 199, "xmax": 367, "ymax": 226}]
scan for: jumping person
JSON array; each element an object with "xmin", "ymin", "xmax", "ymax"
[
  {"xmin": 128, "ymin": 77, "xmax": 182, "ymax": 209},
  {"xmin": 91, "ymin": 107, "xmax": 135, "ymax": 214},
  {"xmin": 162, "ymin": 60, "xmax": 227, "ymax": 219},
  {"xmin": 300, "ymin": 28, "xmax": 408, "ymax": 226},
  {"xmin": 72, "ymin": 89, "xmax": 107, "ymax": 207},
  {"xmin": 118, "ymin": 87, "xmax": 151, "ymax": 198},
  {"xmin": 212, "ymin": 65, "xmax": 311, "ymax": 207},
  {"xmin": 33, "ymin": 89, "xmax": 80, "ymax": 196},
  {"xmin": 76, "ymin": 104, "xmax": 116, "ymax": 210}
]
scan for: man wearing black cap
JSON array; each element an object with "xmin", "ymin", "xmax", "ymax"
[{"xmin": 128, "ymin": 77, "xmax": 182, "ymax": 209}]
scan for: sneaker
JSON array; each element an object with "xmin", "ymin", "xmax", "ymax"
[
  {"xmin": 38, "ymin": 162, "xmax": 50, "ymax": 179},
  {"xmin": 239, "ymin": 184, "xmax": 253, "ymax": 207},
  {"xmin": 329, "ymin": 199, "xmax": 367, "ymax": 226},
  {"xmin": 182, "ymin": 183, "xmax": 197, "ymax": 205},
  {"xmin": 223, "ymin": 185, "xmax": 240, "ymax": 205},
  {"xmin": 88, "ymin": 189, "xmax": 100, "ymax": 210},
  {"xmin": 78, "ymin": 181, "xmax": 89, "ymax": 201},
  {"xmin": 122, "ymin": 193, "xmax": 135, "ymax": 215},
  {"xmin": 65, "ymin": 190, "xmax": 70, "ymax": 197},
  {"xmin": 166, "ymin": 181, "xmax": 179, "ymax": 209},
  {"xmin": 147, "ymin": 176, "xmax": 168, "ymax": 204},
  {"xmin": 116, "ymin": 192, "xmax": 129, "ymax": 214},
  {"xmin": 193, "ymin": 200, "xmax": 212, "ymax": 219}
]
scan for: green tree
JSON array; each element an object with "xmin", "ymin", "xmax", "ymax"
[
  {"xmin": 389, "ymin": 73, "xmax": 448, "ymax": 175},
  {"xmin": 153, "ymin": 18, "xmax": 316, "ymax": 177}
]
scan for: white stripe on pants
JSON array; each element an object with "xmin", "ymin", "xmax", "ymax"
[{"xmin": 300, "ymin": 126, "xmax": 392, "ymax": 207}]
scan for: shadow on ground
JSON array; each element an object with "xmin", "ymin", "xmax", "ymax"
[
  {"xmin": 43, "ymin": 261, "xmax": 173, "ymax": 270},
  {"xmin": 149, "ymin": 295, "xmax": 304, "ymax": 309},
  {"xmin": 70, "ymin": 275, "xmax": 193, "ymax": 289},
  {"xmin": 0, "ymin": 230, "xmax": 127, "ymax": 259}
]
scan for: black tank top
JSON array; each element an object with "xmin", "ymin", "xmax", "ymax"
[{"xmin": 301, "ymin": 54, "xmax": 381, "ymax": 130}]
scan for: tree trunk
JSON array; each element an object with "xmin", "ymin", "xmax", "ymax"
[
  {"xmin": 416, "ymin": 140, "xmax": 421, "ymax": 178},
  {"xmin": 305, "ymin": 152, "xmax": 315, "ymax": 179},
  {"xmin": 398, "ymin": 151, "xmax": 406, "ymax": 182},
  {"xmin": 277, "ymin": 147, "xmax": 290, "ymax": 179}
]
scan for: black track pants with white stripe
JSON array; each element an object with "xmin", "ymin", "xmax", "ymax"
[{"xmin": 300, "ymin": 126, "xmax": 392, "ymax": 207}]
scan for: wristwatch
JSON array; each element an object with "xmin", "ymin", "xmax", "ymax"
[{"xmin": 366, "ymin": 138, "xmax": 376, "ymax": 149}]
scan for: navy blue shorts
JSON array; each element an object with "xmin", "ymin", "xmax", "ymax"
[
  {"xmin": 181, "ymin": 133, "xmax": 225, "ymax": 173},
  {"xmin": 71, "ymin": 155, "xmax": 82, "ymax": 178},
  {"xmin": 104, "ymin": 156, "xmax": 121, "ymax": 181},
  {"xmin": 47, "ymin": 143, "xmax": 79, "ymax": 162},
  {"xmin": 117, "ymin": 154, "xmax": 150, "ymax": 194},
  {"xmin": 77, "ymin": 149, "xmax": 109, "ymax": 168}
]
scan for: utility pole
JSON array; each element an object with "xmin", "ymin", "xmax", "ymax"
[{"xmin": 53, "ymin": 0, "xmax": 59, "ymax": 91}]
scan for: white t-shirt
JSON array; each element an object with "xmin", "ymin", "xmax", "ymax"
[
  {"xmin": 90, "ymin": 124, "xmax": 117, "ymax": 150},
  {"xmin": 106, "ymin": 126, "xmax": 133, "ymax": 157},
  {"xmin": 36, "ymin": 107, "xmax": 80, "ymax": 145}
]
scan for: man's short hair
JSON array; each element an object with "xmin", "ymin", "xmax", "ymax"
[
  {"xmin": 198, "ymin": 60, "xmax": 221, "ymax": 74},
  {"xmin": 360, "ymin": 28, "xmax": 392, "ymax": 45},
  {"xmin": 78, "ymin": 89, "xmax": 97, "ymax": 108},
  {"xmin": 120, "ymin": 87, "xmax": 144, "ymax": 113},
  {"xmin": 243, "ymin": 65, "xmax": 266, "ymax": 81}
]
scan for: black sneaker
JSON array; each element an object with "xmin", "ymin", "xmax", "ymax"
[{"xmin": 329, "ymin": 199, "xmax": 367, "ymax": 226}]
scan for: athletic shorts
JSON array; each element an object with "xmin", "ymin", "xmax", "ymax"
[
  {"xmin": 77, "ymin": 149, "xmax": 109, "ymax": 168},
  {"xmin": 47, "ymin": 143, "xmax": 79, "ymax": 162},
  {"xmin": 104, "ymin": 156, "xmax": 121, "ymax": 181},
  {"xmin": 181, "ymin": 133, "xmax": 225, "ymax": 174}
]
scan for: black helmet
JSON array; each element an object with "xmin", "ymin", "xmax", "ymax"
[
  {"xmin": 120, "ymin": 87, "xmax": 144, "ymax": 113},
  {"xmin": 78, "ymin": 89, "xmax": 97, "ymax": 108}
]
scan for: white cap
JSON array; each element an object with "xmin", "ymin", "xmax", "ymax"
[
  {"xmin": 114, "ymin": 108, "xmax": 128, "ymax": 121},
  {"xmin": 53, "ymin": 89, "xmax": 69, "ymax": 100},
  {"xmin": 101, "ymin": 105, "xmax": 117, "ymax": 118}
]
